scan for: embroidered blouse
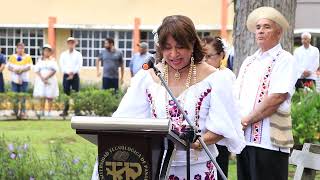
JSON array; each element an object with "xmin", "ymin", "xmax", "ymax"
[{"xmin": 113, "ymin": 69, "xmax": 245, "ymax": 166}]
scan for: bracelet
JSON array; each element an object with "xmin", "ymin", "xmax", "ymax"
[{"xmin": 197, "ymin": 141, "xmax": 202, "ymax": 149}]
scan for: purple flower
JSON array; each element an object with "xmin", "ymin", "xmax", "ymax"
[
  {"xmin": 10, "ymin": 153, "xmax": 16, "ymax": 159},
  {"xmin": 23, "ymin": 144, "xmax": 28, "ymax": 151},
  {"xmin": 30, "ymin": 176, "xmax": 35, "ymax": 180},
  {"xmin": 8, "ymin": 144, "xmax": 14, "ymax": 152},
  {"xmin": 72, "ymin": 157, "xmax": 80, "ymax": 164}
]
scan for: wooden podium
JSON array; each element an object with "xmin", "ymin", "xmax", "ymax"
[{"xmin": 71, "ymin": 116, "xmax": 186, "ymax": 180}]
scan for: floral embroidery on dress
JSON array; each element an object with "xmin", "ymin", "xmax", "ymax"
[
  {"xmin": 194, "ymin": 174, "xmax": 202, "ymax": 180},
  {"xmin": 168, "ymin": 89, "xmax": 212, "ymax": 135},
  {"xmin": 168, "ymin": 161, "xmax": 215, "ymax": 180},
  {"xmin": 194, "ymin": 89, "xmax": 212, "ymax": 127},
  {"xmin": 168, "ymin": 175, "xmax": 185, "ymax": 180},
  {"xmin": 168, "ymin": 99, "xmax": 188, "ymax": 134},
  {"xmin": 146, "ymin": 89, "xmax": 157, "ymax": 118},
  {"xmin": 204, "ymin": 161, "xmax": 215, "ymax": 180}
]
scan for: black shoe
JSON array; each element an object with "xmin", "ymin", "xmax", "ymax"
[{"xmin": 59, "ymin": 112, "xmax": 68, "ymax": 117}]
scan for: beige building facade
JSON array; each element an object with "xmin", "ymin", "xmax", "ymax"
[{"xmin": 0, "ymin": 0, "xmax": 234, "ymax": 85}]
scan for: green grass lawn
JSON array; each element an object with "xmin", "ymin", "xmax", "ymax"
[
  {"xmin": 0, "ymin": 120, "xmax": 318, "ymax": 180},
  {"xmin": 0, "ymin": 120, "xmax": 96, "ymax": 160}
]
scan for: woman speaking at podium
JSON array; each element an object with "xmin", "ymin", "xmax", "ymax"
[{"xmin": 92, "ymin": 15, "xmax": 245, "ymax": 179}]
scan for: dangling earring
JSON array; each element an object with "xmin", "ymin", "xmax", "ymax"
[
  {"xmin": 161, "ymin": 58, "xmax": 166, "ymax": 64},
  {"xmin": 191, "ymin": 56, "xmax": 197, "ymax": 84}
]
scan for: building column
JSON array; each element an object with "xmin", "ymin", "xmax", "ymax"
[
  {"xmin": 220, "ymin": 0, "xmax": 228, "ymax": 39},
  {"xmin": 133, "ymin": 17, "xmax": 141, "ymax": 53},
  {"xmin": 48, "ymin": 16, "xmax": 57, "ymax": 57}
]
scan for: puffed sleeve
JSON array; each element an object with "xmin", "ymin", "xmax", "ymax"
[
  {"xmin": 33, "ymin": 59, "xmax": 41, "ymax": 73},
  {"xmin": 269, "ymin": 53, "xmax": 298, "ymax": 97},
  {"xmin": 206, "ymin": 71, "xmax": 245, "ymax": 154},
  {"xmin": 112, "ymin": 70, "xmax": 152, "ymax": 118}
]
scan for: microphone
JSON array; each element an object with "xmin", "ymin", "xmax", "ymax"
[{"xmin": 142, "ymin": 55, "xmax": 156, "ymax": 70}]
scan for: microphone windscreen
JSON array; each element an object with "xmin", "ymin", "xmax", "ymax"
[{"xmin": 142, "ymin": 63, "xmax": 150, "ymax": 70}]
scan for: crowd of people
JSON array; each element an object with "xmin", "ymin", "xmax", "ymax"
[
  {"xmin": 0, "ymin": 5, "xmax": 319, "ymax": 179},
  {"xmin": 0, "ymin": 35, "xmax": 157, "ymax": 118}
]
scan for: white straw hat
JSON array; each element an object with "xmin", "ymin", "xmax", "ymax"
[
  {"xmin": 246, "ymin": 6, "xmax": 289, "ymax": 33},
  {"xmin": 67, "ymin": 37, "xmax": 76, "ymax": 42},
  {"xmin": 43, "ymin": 44, "xmax": 52, "ymax": 50}
]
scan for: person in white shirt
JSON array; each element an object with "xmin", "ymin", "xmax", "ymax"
[
  {"xmin": 59, "ymin": 37, "xmax": 83, "ymax": 116},
  {"xmin": 294, "ymin": 32, "xmax": 320, "ymax": 89},
  {"xmin": 235, "ymin": 7, "xmax": 298, "ymax": 180}
]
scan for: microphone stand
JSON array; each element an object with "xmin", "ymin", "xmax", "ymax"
[{"xmin": 152, "ymin": 65, "xmax": 228, "ymax": 180}]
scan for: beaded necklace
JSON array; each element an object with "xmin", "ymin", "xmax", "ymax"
[{"xmin": 163, "ymin": 57, "xmax": 197, "ymax": 128}]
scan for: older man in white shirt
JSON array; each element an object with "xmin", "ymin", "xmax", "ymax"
[
  {"xmin": 59, "ymin": 37, "xmax": 83, "ymax": 116},
  {"xmin": 294, "ymin": 32, "xmax": 320, "ymax": 89},
  {"xmin": 235, "ymin": 7, "xmax": 298, "ymax": 180}
]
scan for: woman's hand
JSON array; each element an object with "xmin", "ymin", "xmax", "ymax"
[
  {"xmin": 15, "ymin": 69, "xmax": 22, "ymax": 74},
  {"xmin": 190, "ymin": 131, "xmax": 224, "ymax": 151},
  {"xmin": 40, "ymin": 76, "xmax": 49, "ymax": 84},
  {"xmin": 191, "ymin": 140, "xmax": 203, "ymax": 151},
  {"xmin": 241, "ymin": 116, "xmax": 251, "ymax": 130}
]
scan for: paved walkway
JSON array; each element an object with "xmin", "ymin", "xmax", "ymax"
[{"xmin": 0, "ymin": 110, "xmax": 72, "ymax": 120}]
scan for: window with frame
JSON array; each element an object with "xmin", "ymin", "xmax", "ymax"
[
  {"xmin": 140, "ymin": 31, "xmax": 155, "ymax": 53},
  {"xmin": 72, "ymin": 30, "xmax": 133, "ymax": 67},
  {"xmin": 72, "ymin": 30, "xmax": 115, "ymax": 67},
  {"xmin": 138, "ymin": 30, "xmax": 211, "ymax": 54},
  {"xmin": 118, "ymin": 31, "xmax": 133, "ymax": 67},
  {"xmin": 197, "ymin": 31, "xmax": 211, "ymax": 39},
  {"xmin": 0, "ymin": 28, "xmax": 44, "ymax": 64}
]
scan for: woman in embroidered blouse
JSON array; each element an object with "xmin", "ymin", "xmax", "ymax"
[
  {"xmin": 92, "ymin": 15, "xmax": 245, "ymax": 180},
  {"xmin": 202, "ymin": 36, "xmax": 237, "ymax": 179}
]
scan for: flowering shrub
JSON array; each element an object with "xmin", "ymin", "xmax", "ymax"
[
  {"xmin": 292, "ymin": 90, "xmax": 320, "ymax": 144},
  {"xmin": 0, "ymin": 136, "xmax": 95, "ymax": 179},
  {"xmin": 72, "ymin": 89, "xmax": 123, "ymax": 116},
  {"xmin": 0, "ymin": 87, "xmax": 123, "ymax": 119}
]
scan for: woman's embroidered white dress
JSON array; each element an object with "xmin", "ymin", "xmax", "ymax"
[{"xmin": 92, "ymin": 69, "xmax": 245, "ymax": 180}]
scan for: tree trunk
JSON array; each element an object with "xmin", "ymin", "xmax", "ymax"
[{"xmin": 232, "ymin": 0, "xmax": 297, "ymax": 75}]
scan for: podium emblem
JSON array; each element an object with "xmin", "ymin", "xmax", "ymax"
[{"xmin": 99, "ymin": 145, "xmax": 149, "ymax": 180}]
